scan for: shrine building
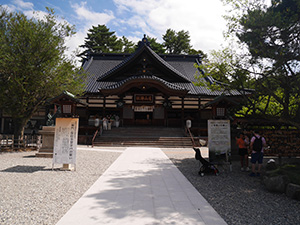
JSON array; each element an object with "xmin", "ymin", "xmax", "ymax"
[{"xmin": 75, "ymin": 36, "xmax": 244, "ymax": 136}]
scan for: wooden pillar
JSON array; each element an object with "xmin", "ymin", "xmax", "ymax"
[
  {"xmin": 164, "ymin": 96, "xmax": 168, "ymax": 127},
  {"xmin": 198, "ymin": 98, "xmax": 201, "ymax": 125},
  {"xmin": 181, "ymin": 97, "xmax": 184, "ymax": 127},
  {"xmin": 103, "ymin": 96, "xmax": 106, "ymax": 117},
  {"xmin": 86, "ymin": 97, "xmax": 90, "ymax": 122}
]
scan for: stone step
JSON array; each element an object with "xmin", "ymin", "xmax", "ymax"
[
  {"xmin": 93, "ymin": 143, "xmax": 192, "ymax": 147},
  {"xmin": 101, "ymin": 127, "xmax": 184, "ymax": 137},
  {"xmin": 93, "ymin": 126, "xmax": 192, "ymax": 147},
  {"xmin": 35, "ymin": 152, "xmax": 53, "ymax": 158},
  {"xmin": 93, "ymin": 137, "xmax": 193, "ymax": 147}
]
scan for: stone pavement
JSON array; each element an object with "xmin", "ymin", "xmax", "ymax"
[{"xmin": 56, "ymin": 147, "xmax": 227, "ymax": 225}]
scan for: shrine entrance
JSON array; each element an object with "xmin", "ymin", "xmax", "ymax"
[{"xmin": 134, "ymin": 111, "xmax": 153, "ymax": 126}]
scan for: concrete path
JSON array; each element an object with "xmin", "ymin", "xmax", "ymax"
[{"xmin": 56, "ymin": 147, "xmax": 226, "ymax": 225}]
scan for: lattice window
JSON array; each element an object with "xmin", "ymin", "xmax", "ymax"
[{"xmin": 216, "ymin": 107, "xmax": 225, "ymax": 117}]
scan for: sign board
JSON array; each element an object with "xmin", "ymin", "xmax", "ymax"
[
  {"xmin": 53, "ymin": 118, "xmax": 78, "ymax": 165},
  {"xmin": 134, "ymin": 94, "xmax": 153, "ymax": 103},
  {"xmin": 208, "ymin": 120, "xmax": 231, "ymax": 155},
  {"xmin": 134, "ymin": 105, "xmax": 154, "ymax": 112}
]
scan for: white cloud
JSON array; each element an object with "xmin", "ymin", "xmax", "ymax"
[
  {"xmin": 23, "ymin": 10, "xmax": 49, "ymax": 21},
  {"xmin": 2, "ymin": 0, "xmax": 229, "ymax": 64},
  {"xmin": 1, "ymin": 4, "xmax": 16, "ymax": 12},
  {"xmin": 113, "ymin": 0, "xmax": 228, "ymax": 54},
  {"xmin": 67, "ymin": 1, "xmax": 117, "ymax": 65},
  {"xmin": 114, "ymin": 0, "xmax": 161, "ymax": 15},
  {"xmin": 2, "ymin": 0, "xmax": 33, "ymax": 12},
  {"xmin": 71, "ymin": 2, "xmax": 115, "ymax": 28},
  {"xmin": 12, "ymin": 0, "xmax": 33, "ymax": 10}
]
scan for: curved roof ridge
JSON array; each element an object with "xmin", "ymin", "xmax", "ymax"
[
  {"xmin": 96, "ymin": 45, "xmax": 190, "ymax": 82},
  {"xmin": 145, "ymin": 46, "xmax": 190, "ymax": 82},
  {"xmin": 96, "ymin": 46, "xmax": 145, "ymax": 81},
  {"xmin": 101, "ymin": 75, "xmax": 186, "ymax": 91}
]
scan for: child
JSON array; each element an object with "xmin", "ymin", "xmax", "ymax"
[{"xmin": 236, "ymin": 133, "xmax": 249, "ymax": 171}]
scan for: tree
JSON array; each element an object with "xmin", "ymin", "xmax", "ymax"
[
  {"xmin": 147, "ymin": 36, "xmax": 166, "ymax": 54},
  {"xmin": 210, "ymin": 0, "xmax": 300, "ymax": 128},
  {"xmin": 0, "ymin": 7, "xmax": 85, "ymax": 144},
  {"xmin": 134, "ymin": 35, "xmax": 165, "ymax": 54},
  {"xmin": 162, "ymin": 29, "xmax": 192, "ymax": 54},
  {"xmin": 121, "ymin": 36, "xmax": 135, "ymax": 53},
  {"xmin": 78, "ymin": 24, "xmax": 123, "ymax": 61},
  {"xmin": 195, "ymin": 47, "xmax": 259, "ymax": 117},
  {"xmin": 78, "ymin": 25, "xmax": 139, "ymax": 61},
  {"xmin": 187, "ymin": 48, "xmax": 206, "ymax": 57},
  {"xmin": 196, "ymin": 48, "xmax": 250, "ymax": 87}
]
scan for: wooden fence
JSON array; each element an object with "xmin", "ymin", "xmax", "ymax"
[
  {"xmin": 0, "ymin": 134, "xmax": 41, "ymax": 150},
  {"xmin": 257, "ymin": 129, "xmax": 300, "ymax": 157}
]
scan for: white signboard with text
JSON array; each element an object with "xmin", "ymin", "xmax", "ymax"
[
  {"xmin": 208, "ymin": 120, "xmax": 231, "ymax": 155},
  {"xmin": 53, "ymin": 118, "xmax": 78, "ymax": 165}
]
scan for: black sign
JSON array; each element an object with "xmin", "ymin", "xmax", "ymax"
[{"xmin": 134, "ymin": 94, "xmax": 153, "ymax": 103}]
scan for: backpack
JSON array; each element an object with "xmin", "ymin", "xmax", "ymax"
[{"xmin": 253, "ymin": 136, "xmax": 263, "ymax": 152}]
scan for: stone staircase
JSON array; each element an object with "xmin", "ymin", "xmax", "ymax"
[
  {"xmin": 93, "ymin": 127, "xmax": 193, "ymax": 147},
  {"xmin": 35, "ymin": 148, "xmax": 53, "ymax": 158}
]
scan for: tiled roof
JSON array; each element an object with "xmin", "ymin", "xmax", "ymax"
[
  {"xmin": 82, "ymin": 45, "xmax": 248, "ymax": 97},
  {"xmin": 94, "ymin": 45, "xmax": 190, "ymax": 83},
  {"xmin": 48, "ymin": 91, "xmax": 87, "ymax": 105},
  {"xmin": 83, "ymin": 57, "xmax": 124, "ymax": 93},
  {"xmin": 101, "ymin": 75, "xmax": 186, "ymax": 91}
]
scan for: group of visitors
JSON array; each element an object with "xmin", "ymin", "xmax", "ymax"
[
  {"xmin": 93, "ymin": 114, "xmax": 120, "ymax": 130},
  {"xmin": 236, "ymin": 130, "xmax": 267, "ymax": 177}
]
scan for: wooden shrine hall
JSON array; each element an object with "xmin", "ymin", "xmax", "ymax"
[{"xmin": 75, "ymin": 36, "xmax": 245, "ymax": 140}]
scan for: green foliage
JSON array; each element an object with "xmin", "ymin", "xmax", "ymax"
[
  {"xmin": 163, "ymin": 29, "xmax": 192, "ymax": 54},
  {"xmin": 0, "ymin": 6, "xmax": 85, "ymax": 137},
  {"xmin": 146, "ymin": 36, "xmax": 165, "ymax": 54},
  {"xmin": 121, "ymin": 36, "xmax": 135, "ymax": 53},
  {"xmin": 195, "ymin": 47, "xmax": 253, "ymax": 93},
  {"xmin": 188, "ymin": 48, "xmax": 206, "ymax": 57},
  {"xmin": 78, "ymin": 24, "xmax": 123, "ymax": 60},
  {"xmin": 79, "ymin": 25, "xmax": 203, "ymax": 57},
  {"xmin": 216, "ymin": 0, "xmax": 300, "ymax": 128}
]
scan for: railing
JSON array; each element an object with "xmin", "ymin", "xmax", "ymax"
[
  {"xmin": 185, "ymin": 127, "xmax": 196, "ymax": 147},
  {"xmin": 0, "ymin": 134, "xmax": 41, "ymax": 150},
  {"xmin": 92, "ymin": 126, "xmax": 102, "ymax": 147}
]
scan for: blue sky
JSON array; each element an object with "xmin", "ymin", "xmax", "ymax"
[{"xmin": 2, "ymin": 0, "xmax": 230, "ymax": 63}]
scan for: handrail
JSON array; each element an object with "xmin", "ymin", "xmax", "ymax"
[
  {"xmin": 186, "ymin": 127, "xmax": 196, "ymax": 147},
  {"xmin": 91, "ymin": 126, "xmax": 101, "ymax": 148}
]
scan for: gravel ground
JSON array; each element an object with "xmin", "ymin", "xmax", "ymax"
[
  {"xmin": 1, "ymin": 147, "xmax": 300, "ymax": 225},
  {"xmin": 0, "ymin": 147, "xmax": 123, "ymax": 225},
  {"xmin": 163, "ymin": 148, "xmax": 300, "ymax": 225}
]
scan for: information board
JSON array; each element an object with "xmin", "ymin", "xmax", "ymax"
[
  {"xmin": 53, "ymin": 118, "xmax": 78, "ymax": 165},
  {"xmin": 208, "ymin": 120, "xmax": 231, "ymax": 155}
]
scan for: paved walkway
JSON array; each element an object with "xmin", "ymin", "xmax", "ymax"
[{"xmin": 56, "ymin": 147, "xmax": 226, "ymax": 225}]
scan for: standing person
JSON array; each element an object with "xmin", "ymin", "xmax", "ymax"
[
  {"xmin": 94, "ymin": 115, "xmax": 100, "ymax": 127},
  {"xmin": 249, "ymin": 130, "xmax": 267, "ymax": 177},
  {"xmin": 236, "ymin": 133, "xmax": 249, "ymax": 171},
  {"xmin": 102, "ymin": 116, "xmax": 108, "ymax": 130}
]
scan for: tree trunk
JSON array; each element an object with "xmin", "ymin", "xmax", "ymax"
[{"xmin": 12, "ymin": 117, "xmax": 27, "ymax": 148}]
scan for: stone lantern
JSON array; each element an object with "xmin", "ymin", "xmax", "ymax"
[{"xmin": 36, "ymin": 91, "xmax": 86, "ymax": 158}]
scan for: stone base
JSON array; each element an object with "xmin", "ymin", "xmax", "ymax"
[
  {"xmin": 60, "ymin": 164, "xmax": 74, "ymax": 171},
  {"xmin": 36, "ymin": 126, "xmax": 55, "ymax": 158},
  {"xmin": 263, "ymin": 175, "xmax": 290, "ymax": 193}
]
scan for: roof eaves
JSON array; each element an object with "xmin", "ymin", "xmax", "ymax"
[
  {"xmin": 101, "ymin": 75, "xmax": 186, "ymax": 91},
  {"xmin": 146, "ymin": 46, "xmax": 190, "ymax": 82},
  {"xmin": 96, "ymin": 46, "xmax": 145, "ymax": 81},
  {"xmin": 82, "ymin": 56, "xmax": 93, "ymax": 71}
]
